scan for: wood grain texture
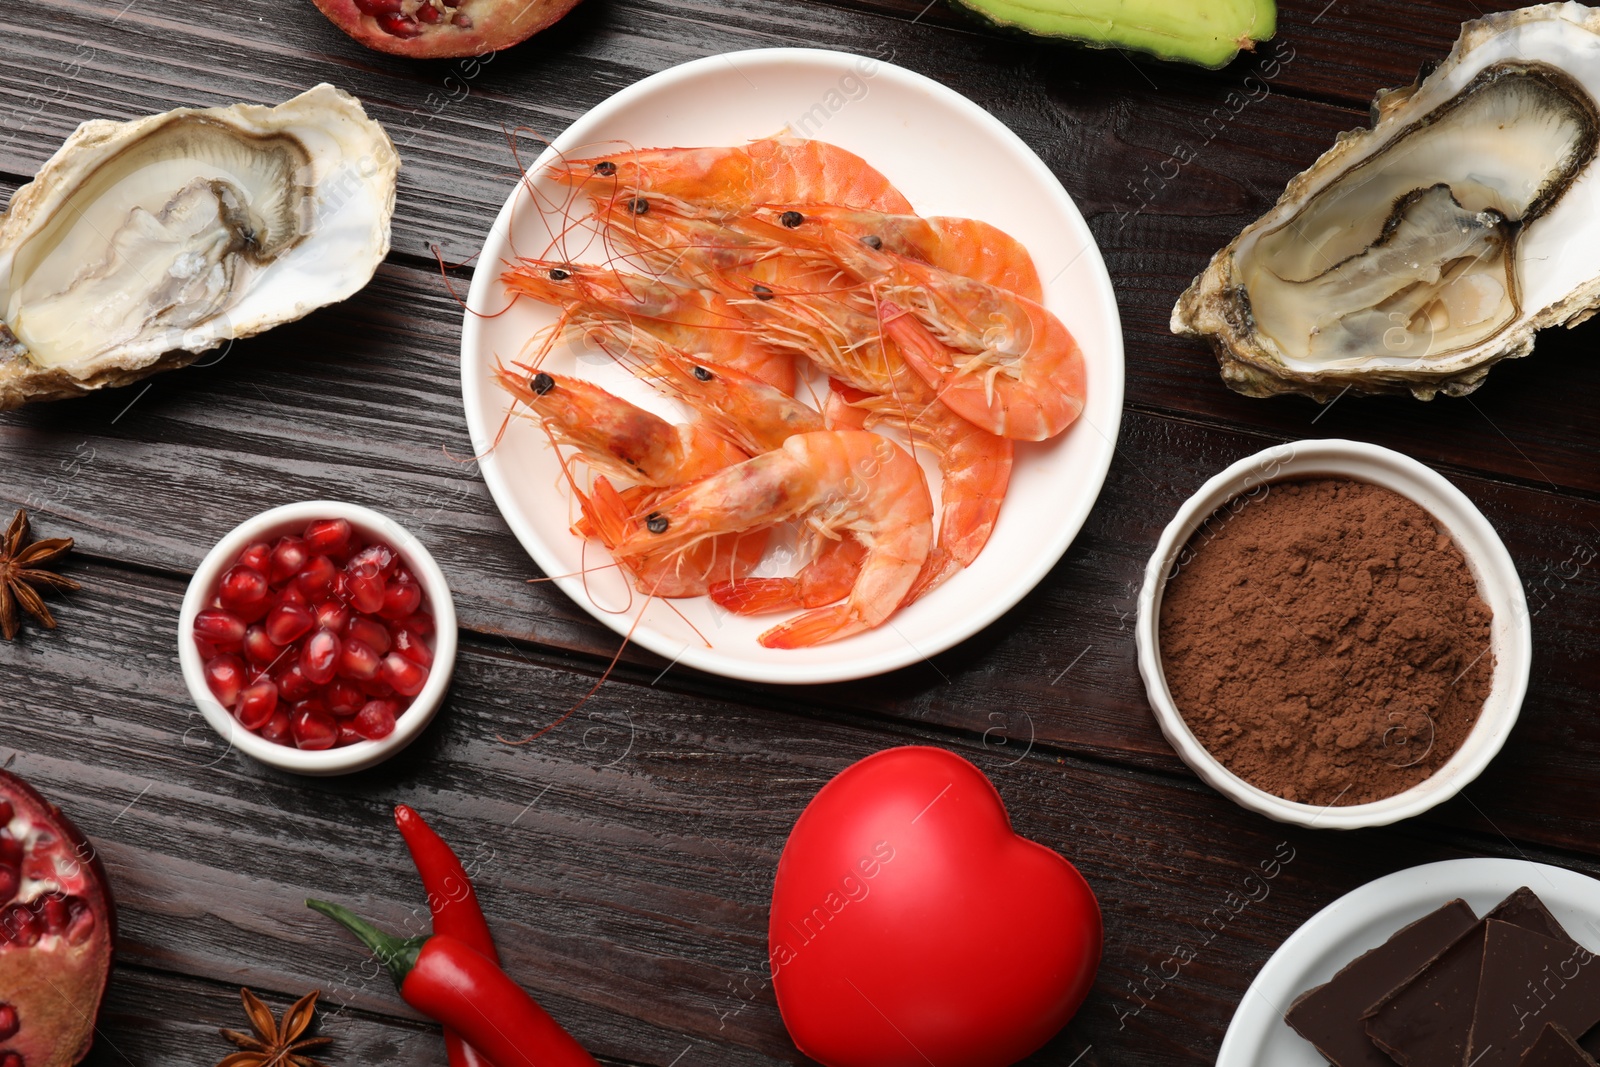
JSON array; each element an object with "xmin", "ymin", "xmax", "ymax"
[{"xmin": 4, "ymin": 0, "xmax": 1600, "ymax": 1064}]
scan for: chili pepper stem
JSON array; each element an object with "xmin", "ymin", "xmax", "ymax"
[{"xmin": 306, "ymin": 898, "xmax": 427, "ymax": 990}]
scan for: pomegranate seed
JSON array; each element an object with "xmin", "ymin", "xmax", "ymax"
[
  {"xmin": 404, "ymin": 611, "xmax": 436, "ymax": 636},
  {"xmin": 0, "ymin": 865, "xmax": 18, "ymax": 906},
  {"xmin": 304, "ymin": 518, "xmax": 354, "ymax": 558},
  {"xmin": 275, "ymin": 661, "xmax": 317, "ymax": 703},
  {"xmin": 345, "ymin": 614, "xmax": 391, "ymax": 655},
  {"xmin": 243, "ymin": 625, "xmax": 280, "ymax": 667},
  {"xmin": 292, "ymin": 707, "xmax": 339, "ymax": 750},
  {"xmin": 392, "ymin": 628, "xmax": 434, "ymax": 668},
  {"xmin": 453, "ymin": 11, "xmax": 472, "ymax": 26},
  {"xmin": 314, "ymin": 599, "xmax": 350, "ymax": 633},
  {"xmin": 354, "ymin": 0, "xmax": 402, "ymax": 12},
  {"xmin": 195, "ymin": 609, "xmax": 247, "ymax": 647},
  {"xmin": 239, "ymin": 541, "xmax": 272, "ymax": 573},
  {"xmin": 0, "ymin": 1003, "xmax": 16, "ymax": 1040},
  {"xmin": 38, "ymin": 891, "xmax": 71, "ymax": 933},
  {"xmin": 349, "ymin": 543, "xmax": 398, "ymax": 578},
  {"xmin": 0, "ymin": 833, "xmax": 20, "ymax": 868},
  {"xmin": 265, "ymin": 602, "xmax": 314, "ymax": 646},
  {"xmin": 260, "ymin": 709, "xmax": 293, "ymax": 745},
  {"xmin": 297, "ymin": 555, "xmax": 339, "ymax": 597},
  {"xmin": 332, "ymin": 571, "xmax": 351, "ymax": 601},
  {"xmin": 378, "ymin": 11, "xmax": 423, "ymax": 35},
  {"xmin": 417, "ymin": 3, "xmax": 444, "ymax": 22},
  {"xmin": 302, "ymin": 629, "xmax": 342, "ymax": 685},
  {"xmin": 354, "ymin": 699, "xmax": 398, "ymax": 740},
  {"xmin": 348, "ymin": 571, "xmax": 386, "ymax": 615},
  {"xmin": 270, "ymin": 537, "xmax": 308, "ymax": 583},
  {"xmin": 6, "ymin": 905, "xmax": 39, "ymax": 946},
  {"xmin": 219, "ymin": 564, "xmax": 271, "ymax": 617},
  {"xmin": 379, "ymin": 577, "xmax": 423, "ymax": 621},
  {"xmin": 358, "ymin": 676, "xmax": 396, "ymax": 698},
  {"xmin": 204, "ymin": 654, "xmax": 247, "ymax": 707},
  {"xmin": 441, "ymin": 0, "xmax": 462, "ymax": 6},
  {"xmin": 338, "ymin": 637, "xmax": 382, "ymax": 681},
  {"xmin": 381, "ymin": 652, "xmax": 429, "ymax": 697},
  {"xmin": 0, "ymin": 800, "xmax": 12, "ymax": 825},
  {"xmin": 337, "ymin": 724, "xmax": 364, "ymax": 747},
  {"xmin": 325, "ymin": 679, "xmax": 365, "ymax": 716},
  {"xmin": 65, "ymin": 900, "xmax": 96, "ymax": 945},
  {"xmin": 278, "ymin": 583, "xmax": 309, "ymax": 609},
  {"xmin": 236, "ymin": 679, "xmax": 279, "ymax": 731},
  {"xmin": 0, "ymin": 1051, "xmax": 20, "ymax": 1067}
]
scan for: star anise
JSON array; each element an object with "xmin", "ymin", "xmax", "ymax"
[
  {"xmin": 0, "ymin": 508, "xmax": 80, "ymax": 641},
  {"xmin": 216, "ymin": 988, "xmax": 333, "ymax": 1067}
]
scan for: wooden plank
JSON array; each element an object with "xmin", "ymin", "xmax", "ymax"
[{"xmin": 11, "ymin": 562, "xmax": 1600, "ymax": 1065}]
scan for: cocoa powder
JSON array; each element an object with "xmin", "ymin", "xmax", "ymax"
[{"xmin": 1158, "ymin": 478, "xmax": 1494, "ymax": 807}]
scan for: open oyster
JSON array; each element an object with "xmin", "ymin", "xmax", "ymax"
[
  {"xmin": 1173, "ymin": 4, "xmax": 1600, "ymax": 400},
  {"xmin": 0, "ymin": 84, "xmax": 397, "ymax": 408}
]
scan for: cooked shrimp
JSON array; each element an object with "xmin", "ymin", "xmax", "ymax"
[
  {"xmin": 587, "ymin": 191, "xmax": 856, "ymax": 303},
  {"xmin": 547, "ymin": 138, "xmax": 913, "ymax": 215},
  {"xmin": 502, "ymin": 260, "xmax": 799, "ymax": 394},
  {"xmin": 740, "ymin": 205, "xmax": 1044, "ymax": 303},
  {"xmin": 493, "ymin": 364, "xmax": 745, "ymax": 485},
  {"xmin": 611, "ymin": 431, "xmax": 933, "ymax": 648},
  {"xmin": 494, "ymin": 364, "xmax": 766, "ymax": 597},
  {"xmin": 583, "ymin": 322, "xmax": 824, "ymax": 454},
  {"xmin": 814, "ymin": 231, "xmax": 1088, "ymax": 441},
  {"xmin": 577, "ymin": 475, "xmax": 766, "ymax": 598}
]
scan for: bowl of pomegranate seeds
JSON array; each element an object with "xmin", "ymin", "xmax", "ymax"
[{"xmin": 178, "ymin": 501, "xmax": 459, "ymax": 775}]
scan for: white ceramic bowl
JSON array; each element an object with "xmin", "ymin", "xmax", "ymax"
[
  {"xmin": 178, "ymin": 501, "xmax": 459, "ymax": 776},
  {"xmin": 1135, "ymin": 440, "xmax": 1531, "ymax": 829},
  {"xmin": 459, "ymin": 47, "xmax": 1125, "ymax": 684}
]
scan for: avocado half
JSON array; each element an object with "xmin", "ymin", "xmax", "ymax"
[{"xmin": 951, "ymin": 0, "xmax": 1277, "ymax": 69}]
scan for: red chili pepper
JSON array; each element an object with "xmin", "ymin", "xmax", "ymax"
[
  {"xmin": 394, "ymin": 805, "xmax": 500, "ymax": 1067},
  {"xmin": 308, "ymin": 899, "xmax": 601, "ymax": 1067}
]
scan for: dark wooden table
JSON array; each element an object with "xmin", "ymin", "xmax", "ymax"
[{"xmin": 4, "ymin": 0, "xmax": 1598, "ymax": 1063}]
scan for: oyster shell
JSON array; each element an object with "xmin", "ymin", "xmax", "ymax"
[
  {"xmin": 1172, "ymin": 4, "xmax": 1600, "ymax": 400},
  {"xmin": 0, "ymin": 84, "xmax": 397, "ymax": 408}
]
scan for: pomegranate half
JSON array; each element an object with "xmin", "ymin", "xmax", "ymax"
[
  {"xmin": 0, "ymin": 770, "xmax": 115, "ymax": 1067},
  {"xmin": 310, "ymin": 0, "xmax": 583, "ymax": 58}
]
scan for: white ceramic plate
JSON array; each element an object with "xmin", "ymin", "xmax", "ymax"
[
  {"xmin": 1219, "ymin": 858, "xmax": 1600, "ymax": 1065},
  {"xmin": 459, "ymin": 48, "xmax": 1125, "ymax": 684}
]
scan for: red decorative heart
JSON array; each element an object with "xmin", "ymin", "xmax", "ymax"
[{"xmin": 769, "ymin": 746, "xmax": 1102, "ymax": 1067}]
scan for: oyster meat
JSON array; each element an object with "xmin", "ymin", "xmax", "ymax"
[
  {"xmin": 0, "ymin": 83, "xmax": 397, "ymax": 408},
  {"xmin": 1173, "ymin": 3, "xmax": 1600, "ymax": 400}
]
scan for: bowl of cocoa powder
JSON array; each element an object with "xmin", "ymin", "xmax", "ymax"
[{"xmin": 1135, "ymin": 440, "xmax": 1531, "ymax": 830}]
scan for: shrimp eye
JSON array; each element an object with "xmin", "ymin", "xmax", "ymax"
[
  {"xmin": 594, "ymin": 161, "xmax": 617, "ymax": 176},
  {"xmin": 779, "ymin": 210, "xmax": 804, "ymax": 228},
  {"xmin": 628, "ymin": 197, "xmax": 650, "ymax": 215},
  {"xmin": 646, "ymin": 512, "xmax": 669, "ymax": 534},
  {"xmin": 532, "ymin": 372, "xmax": 555, "ymax": 396},
  {"xmin": 752, "ymin": 284, "xmax": 774, "ymax": 301},
  {"xmin": 692, "ymin": 365, "xmax": 714, "ymax": 381},
  {"xmin": 547, "ymin": 267, "xmax": 570, "ymax": 281},
  {"xmin": 861, "ymin": 234, "xmax": 883, "ymax": 250}
]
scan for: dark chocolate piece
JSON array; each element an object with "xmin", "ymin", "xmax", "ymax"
[
  {"xmin": 1286, "ymin": 899, "xmax": 1478, "ymax": 1067},
  {"xmin": 1520, "ymin": 1024, "xmax": 1599, "ymax": 1067},
  {"xmin": 1467, "ymin": 921, "xmax": 1600, "ymax": 1067},
  {"xmin": 1366, "ymin": 888, "xmax": 1575, "ymax": 1066}
]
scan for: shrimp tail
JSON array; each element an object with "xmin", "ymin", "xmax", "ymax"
[
  {"xmin": 759, "ymin": 604, "xmax": 870, "ymax": 649},
  {"xmin": 710, "ymin": 536, "xmax": 866, "ymax": 614}
]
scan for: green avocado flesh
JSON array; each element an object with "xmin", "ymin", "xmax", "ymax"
[{"xmin": 953, "ymin": 0, "xmax": 1276, "ymax": 68}]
